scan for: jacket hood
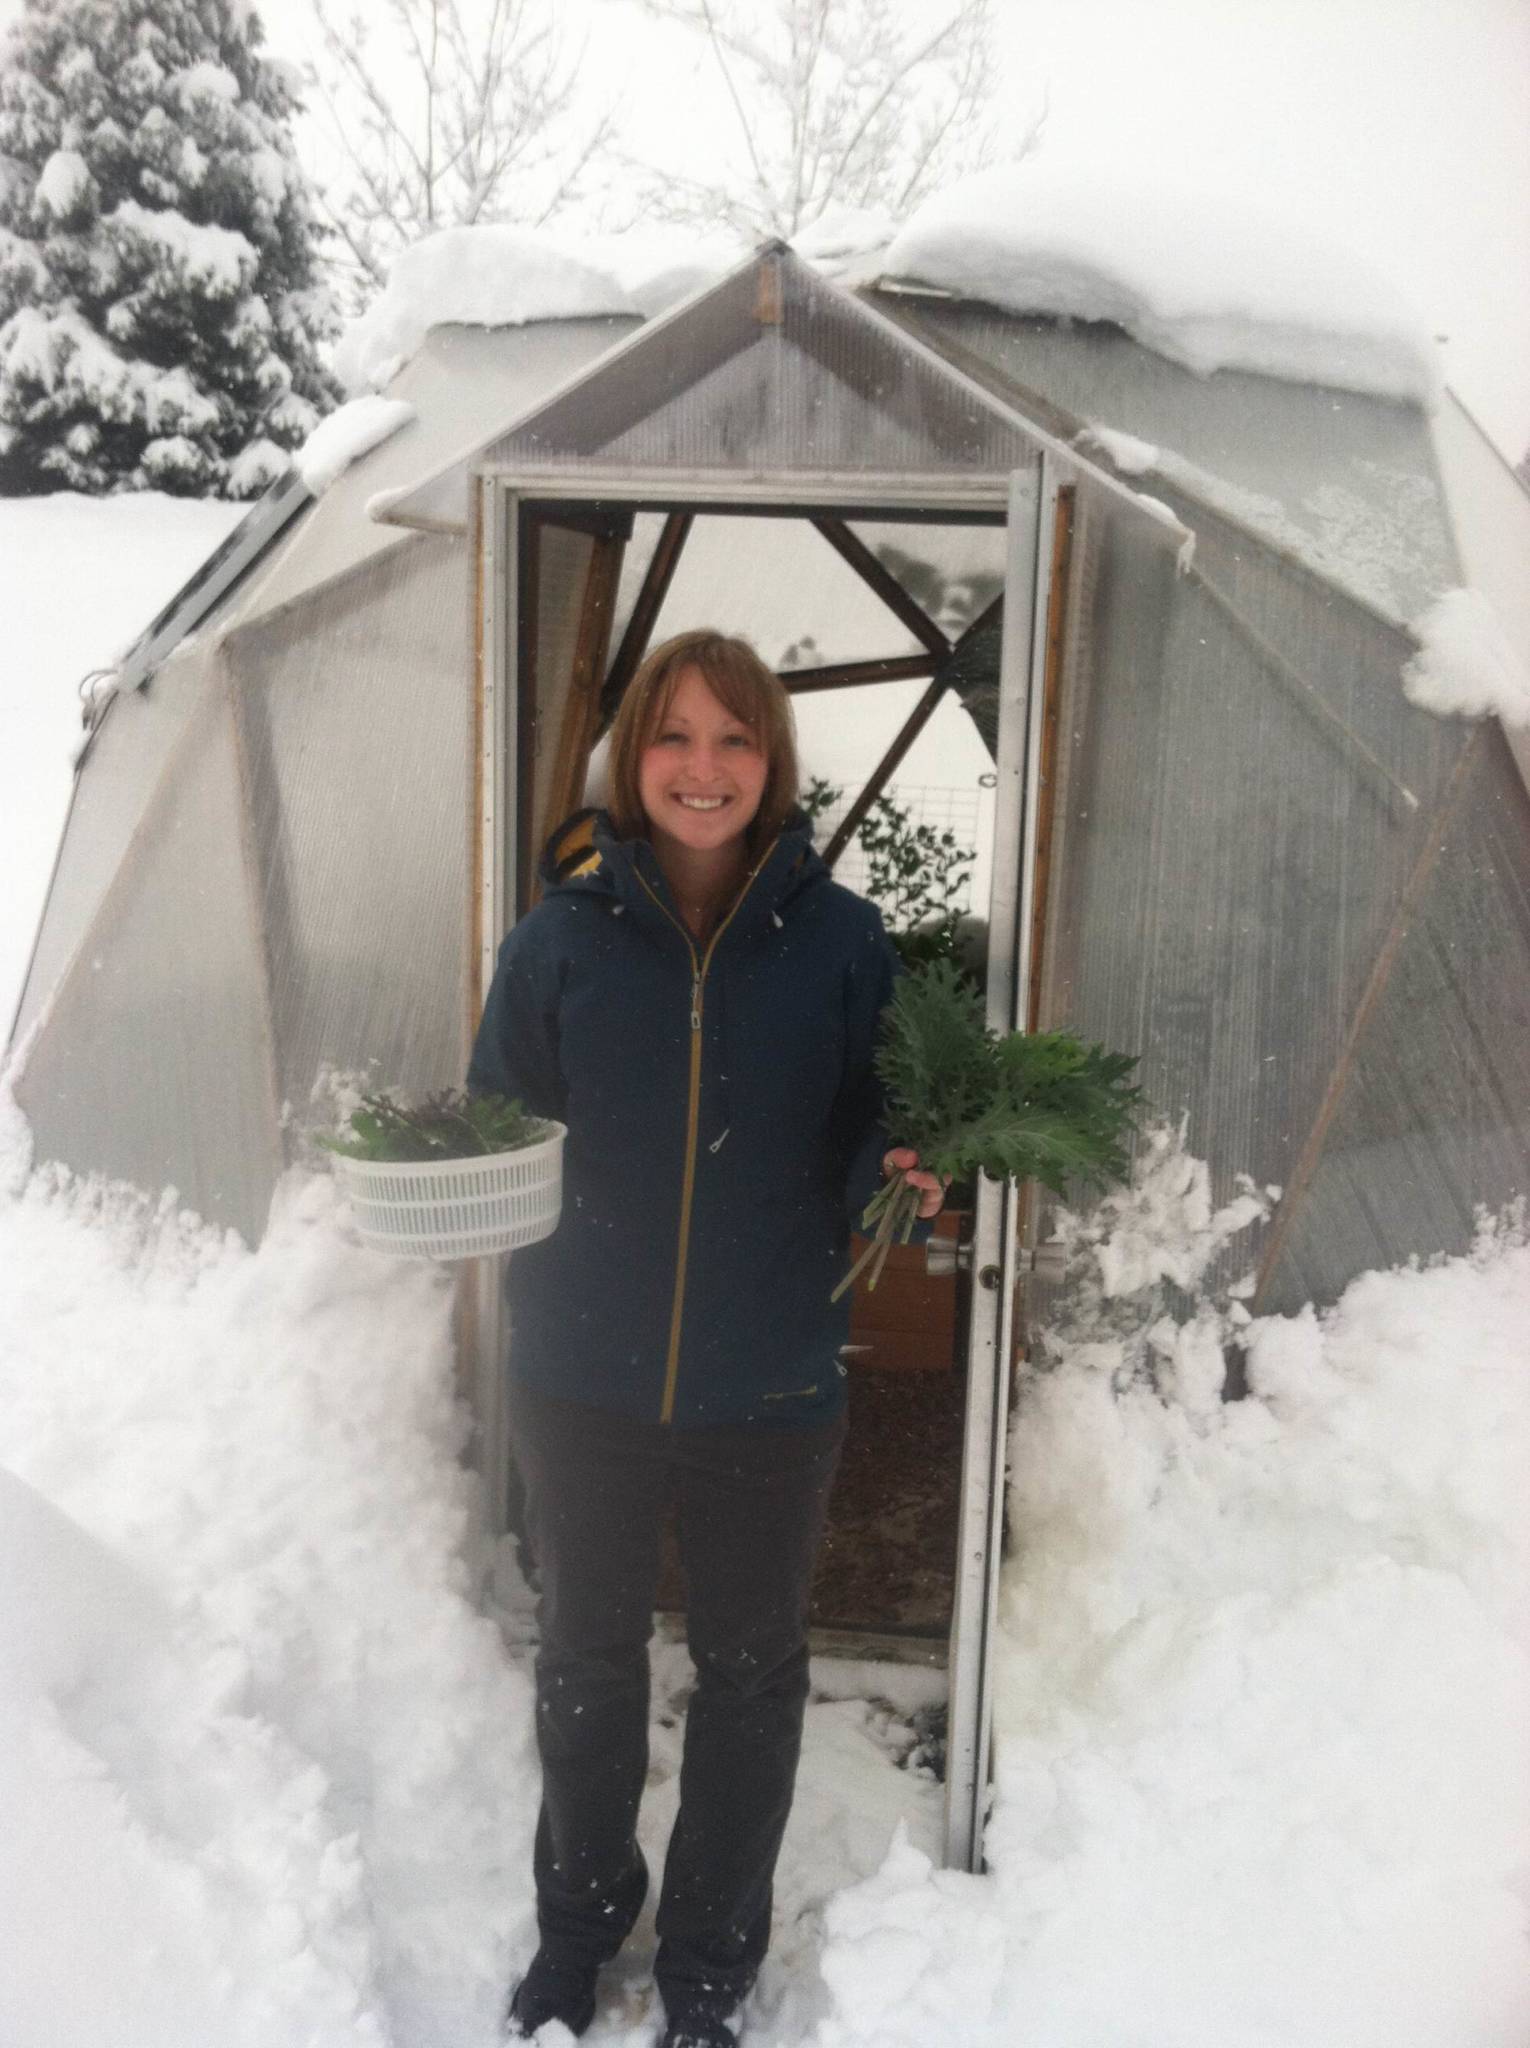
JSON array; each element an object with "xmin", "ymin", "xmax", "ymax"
[{"xmin": 539, "ymin": 805, "xmax": 829, "ymax": 941}]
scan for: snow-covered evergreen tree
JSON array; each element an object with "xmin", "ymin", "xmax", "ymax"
[{"xmin": 0, "ymin": 0, "xmax": 340, "ymax": 497}]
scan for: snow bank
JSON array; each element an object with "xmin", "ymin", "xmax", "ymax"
[
  {"xmin": 812, "ymin": 1140, "xmax": 1530, "ymax": 2048},
  {"xmin": 1403, "ymin": 587, "xmax": 1530, "ymax": 725},
  {"xmin": 0, "ymin": 1131, "xmax": 538, "ymax": 2048},
  {"xmin": 332, "ymin": 226, "xmax": 638, "ymax": 393},
  {"xmin": 886, "ymin": 164, "xmax": 1438, "ymax": 403},
  {"xmin": 296, "ymin": 394, "xmax": 416, "ymax": 494},
  {"xmin": 2, "ymin": 1087, "xmax": 1526, "ymax": 2048}
]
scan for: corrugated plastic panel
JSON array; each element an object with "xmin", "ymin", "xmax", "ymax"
[
  {"xmin": 231, "ymin": 318, "xmax": 639, "ymax": 627},
  {"xmin": 1034, "ymin": 479, "xmax": 1471, "ymax": 1303},
  {"xmin": 1261, "ymin": 725, "xmax": 1530, "ymax": 1311},
  {"xmin": 13, "ymin": 674, "xmax": 282, "ymax": 1241},
  {"xmin": 11, "ymin": 641, "xmax": 215, "ymax": 1048},
  {"xmin": 487, "ymin": 253, "xmax": 1039, "ymax": 476},
  {"xmin": 888, "ymin": 300, "xmax": 1456, "ymax": 624},
  {"xmin": 227, "ymin": 533, "xmax": 472, "ymax": 1125}
]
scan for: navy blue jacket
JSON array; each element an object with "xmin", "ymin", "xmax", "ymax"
[{"xmin": 467, "ymin": 807, "xmax": 912, "ymax": 1427}]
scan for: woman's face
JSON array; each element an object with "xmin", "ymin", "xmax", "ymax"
[{"xmin": 638, "ymin": 665, "xmax": 768, "ymax": 855}]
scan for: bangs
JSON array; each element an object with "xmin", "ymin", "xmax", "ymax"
[{"xmin": 606, "ymin": 629, "xmax": 800, "ymax": 852}]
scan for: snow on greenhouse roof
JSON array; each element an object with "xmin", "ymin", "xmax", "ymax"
[
  {"xmin": 332, "ymin": 227, "xmax": 640, "ymax": 392},
  {"xmin": 882, "ymin": 164, "xmax": 1439, "ymax": 405},
  {"xmin": 331, "ymin": 225, "xmax": 742, "ymax": 393}
]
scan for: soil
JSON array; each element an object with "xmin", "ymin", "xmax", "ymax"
[
  {"xmin": 653, "ymin": 1364, "xmax": 966, "ymax": 1640},
  {"xmin": 810, "ymin": 1364, "xmax": 965, "ymax": 1637}
]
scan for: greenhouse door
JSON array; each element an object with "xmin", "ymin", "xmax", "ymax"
[
  {"xmin": 941, "ymin": 462, "xmax": 1059, "ymax": 1872},
  {"xmin": 472, "ymin": 461, "xmax": 1062, "ymax": 1877}
]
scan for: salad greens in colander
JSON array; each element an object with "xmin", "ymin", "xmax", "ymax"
[{"xmin": 317, "ymin": 1089, "xmax": 552, "ymax": 1164}]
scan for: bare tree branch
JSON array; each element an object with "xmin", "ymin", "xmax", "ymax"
[
  {"xmin": 627, "ymin": 0, "xmax": 1009, "ymax": 242},
  {"xmin": 303, "ymin": 0, "xmax": 620, "ymax": 313}
]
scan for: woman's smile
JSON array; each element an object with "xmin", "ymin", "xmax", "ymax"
[{"xmin": 639, "ymin": 665, "xmax": 768, "ymax": 857}]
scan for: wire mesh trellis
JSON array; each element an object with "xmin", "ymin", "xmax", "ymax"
[{"xmin": 811, "ymin": 781, "xmax": 987, "ymax": 909}]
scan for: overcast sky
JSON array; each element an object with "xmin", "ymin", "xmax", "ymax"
[{"xmin": 4, "ymin": 0, "xmax": 1528, "ymax": 460}]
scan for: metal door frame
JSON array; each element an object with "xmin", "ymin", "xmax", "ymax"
[
  {"xmin": 472, "ymin": 461, "xmax": 1066, "ymax": 1874},
  {"xmin": 943, "ymin": 458, "xmax": 1063, "ymax": 1871}
]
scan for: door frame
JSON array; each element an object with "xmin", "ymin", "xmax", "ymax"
[{"xmin": 471, "ymin": 463, "xmax": 1065, "ymax": 1872}]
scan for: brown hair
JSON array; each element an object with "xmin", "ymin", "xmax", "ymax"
[{"xmin": 605, "ymin": 628, "xmax": 799, "ymax": 855}]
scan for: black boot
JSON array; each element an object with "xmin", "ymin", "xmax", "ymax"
[
  {"xmin": 505, "ymin": 1948, "xmax": 599, "ymax": 2039},
  {"xmin": 658, "ymin": 1997, "xmax": 742, "ymax": 2048}
]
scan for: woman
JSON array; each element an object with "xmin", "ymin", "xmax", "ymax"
[{"xmin": 468, "ymin": 628, "xmax": 944, "ymax": 2048}]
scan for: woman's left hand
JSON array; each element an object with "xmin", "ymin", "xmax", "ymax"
[{"xmin": 882, "ymin": 1147, "xmax": 949, "ymax": 1220}]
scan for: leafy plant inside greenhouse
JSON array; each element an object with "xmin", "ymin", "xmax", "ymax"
[{"xmin": 804, "ymin": 777, "xmax": 976, "ymax": 971}]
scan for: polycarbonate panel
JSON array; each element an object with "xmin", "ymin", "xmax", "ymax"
[
  {"xmin": 14, "ymin": 677, "xmax": 282, "ymax": 1241},
  {"xmin": 1261, "ymin": 726, "xmax": 1530, "ymax": 1311},
  {"xmin": 886, "ymin": 298, "xmax": 1456, "ymax": 623},
  {"xmin": 235, "ymin": 318, "xmax": 639, "ymax": 626},
  {"xmin": 11, "ymin": 642, "xmax": 214, "ymax": 1048},
  {"xmin": 571, "ymin": 329, "xmax": 1037, "ymax": 473},
  {"xmin": 649, "ymin": 515, "xmax": 924, "ymax": 672},
  {"xmin": 227, "ymin": 532, "xmax": 472, "ymax": 1127},
  {"xmin": 1033, "ymin": 479, "xmax": 1472, "ymax": 1303},
  {"xmin": 487, "ymin": 248, "xmax": 1041, "ymax": 477}
]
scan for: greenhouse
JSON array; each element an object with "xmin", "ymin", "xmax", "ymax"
[{"xmin": 8, "ymin": 230, "xmax": 1529, "ymax": 1871}]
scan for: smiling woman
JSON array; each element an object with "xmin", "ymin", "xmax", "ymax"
[{"xmin": 467, "ymin": 626, "xmax": 944, "ymax": 2046}]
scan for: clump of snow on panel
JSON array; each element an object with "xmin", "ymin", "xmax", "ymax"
[
  {"xmin": 296, "ymin": 395, "xmax": 416, "ymax": 495},
  {"xmin": 1056, "ymin": 1119, "xmax": 1275, "ymax": 1305},
  {"xmin": 886, "ymin": 164, "xmax": 1439, "ymax": 405},
  {"xmin": 812, "ymin": 1134, "xmax": 1530, "ymax": 2048},
  {"xmin": 1078, "ymin": 423, "xmax": 1158, "ymax": 476},
  {"xmin": 332, "ymin": 225, "xmax": 637, "ymax": 393},
  {"xmin": 1403, "ymin": 588, "xmax": 1530, "ymax": 725},
  {"xmin": 1078, "ymin": 421, "xmax": 1443, "ymax": 620}
]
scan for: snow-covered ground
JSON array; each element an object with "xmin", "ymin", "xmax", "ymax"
[
  {"xmin": 0, "ymin": 492, "xmax": 245, "ymax": 1034},
  {"xmin": 1, "ymin": 1082, "xmax": 1526, "ymax": 2048}
]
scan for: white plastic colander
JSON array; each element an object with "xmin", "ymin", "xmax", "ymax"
[{"xmin": 330, "ymin": 1122, "xmax": 566, "ymax": 1261}]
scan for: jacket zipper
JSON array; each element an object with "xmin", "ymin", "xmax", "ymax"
[{"xmin": 633, "ymin": 841, "xmax": 778, "ymax": 1424}]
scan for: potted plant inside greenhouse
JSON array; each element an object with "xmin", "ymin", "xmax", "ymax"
[{"xmin": 318, "ymin": 1090, "xmax": 565, "ymax": 1261}]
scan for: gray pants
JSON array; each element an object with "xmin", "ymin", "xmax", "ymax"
[{"xmin": 507, "ymin": 1382, "xmax": 846, "ymax": 2016}]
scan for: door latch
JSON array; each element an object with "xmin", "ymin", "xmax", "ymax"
[{"xmin": 924, "ymin": 1239, "xmax": 1066, "ymax": 1283}]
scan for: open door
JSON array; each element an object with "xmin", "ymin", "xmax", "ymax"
[
  {"xmin": 942, "ymin": 460, "xmax": 1059, "ymax": 1871},
  {"xmin": 472, "ymin": 459, "xmax": 1125, "ymax": 1880}
]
